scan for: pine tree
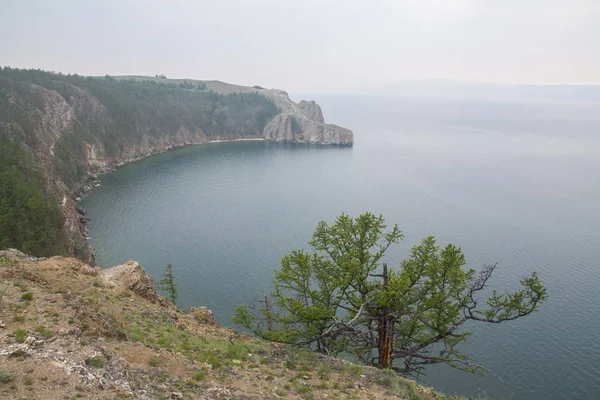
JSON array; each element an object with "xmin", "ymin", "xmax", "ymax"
[
  {"xmin": 234, "ymin": 212, "xmax": 547, "ymax": 375},
  {"xmin": 157, "ymin": 264, "xmax": 178, "ymax": 306}
]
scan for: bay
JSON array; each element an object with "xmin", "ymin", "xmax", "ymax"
[{"xmin": 81, "ymin": 94, "xmax": 600, "ymax": 399}]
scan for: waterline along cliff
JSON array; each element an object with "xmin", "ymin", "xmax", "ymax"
[{"xmin": 0, "ymin": 67, "xmax": 353, "ymax": 260}]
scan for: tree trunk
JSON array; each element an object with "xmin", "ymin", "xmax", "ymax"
[{"xmin": 378, "ymin": 263, "xmax": 395, "ymax": 369}]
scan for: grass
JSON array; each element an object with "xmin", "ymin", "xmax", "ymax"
[
  {"xmin": 0, "ymin": 371, "xmax": 14, "ymax": 383},
  {"xmin": 20, "ymin": 292, "xmax": 33, "ymax": 301},
  {"xmin": 0, "ymin": 256, "xmax": 15, "ymax": 266},
  {"xmin": 13, "ymin": 329, "xmax": 27, "ymax": 343},
  {"xmin": 34, "ymin": 325, "xmax": 54, "ymax": 339},
  {"xmin": 123, "ymin": 311, "xmax": 270, "ymax": 369},
  {"xmin": 192, "ymin": 370, "xmax": 206, "ymax": 382},
  {"xmin": 86, "ymin": 356, "xmax": 104, "ymax": 368}
]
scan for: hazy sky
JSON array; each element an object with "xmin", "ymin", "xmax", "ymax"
[{"xmin": 1, "ymin": 0, "xmax": 599, "ymax": 92}]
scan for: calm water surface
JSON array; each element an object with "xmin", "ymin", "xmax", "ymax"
[{"xmin": 82, "ymin": 95, "xmax": 600, "ymax": 399}]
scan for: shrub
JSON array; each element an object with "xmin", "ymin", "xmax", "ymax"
[
  {"xmin": 0, "ymin": 371, "xmax": 14, "ymax": 383},
  {"xmin": 34, "ymin": 325, "xmax": 54, "ymax": 339},
  {"xmin": 20, "ymin": 292, "xmax": 33, "ymax": 301},
  {"xmin": 85, "ymin": 356, "xmax": 104, "ymax": 368},
  {"xmin": 13, "ymin": 329, "xmax": 27, "ymax": 343}
]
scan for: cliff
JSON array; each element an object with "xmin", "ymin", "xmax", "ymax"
[
  {"xmin": 261, "ymin": 94, "xmax": 353, "ymax": 145},
  {"xmin": 0, "ymin": 249, "xmax": 447, "ymax": 400},
  {"xmin": 0, "ymin": 68, "xmax": 353, "ymax": 260}
]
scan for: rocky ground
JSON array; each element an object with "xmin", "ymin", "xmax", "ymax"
[{"xmin": 0, "ymin": 249, "xmax": 460, "ymax": 400}]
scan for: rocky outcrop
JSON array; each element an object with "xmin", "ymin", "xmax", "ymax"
[
  {"xmin": 100, "ymin": 261, "xmax": 162, "ymax": 303},
  {"xmin": 263, "ymin": 112, "xmax": 353, "ymax": 145},
  {"xmin": 297, "ymin": 100, "xmax": 324, "ymax": 123},
  {"xmin": 262, "ymin": 93, "xmax": 354, "ymax": 146},
  {"xmin": 189, "ymin": 306, "xmax": 218, "ymax": 326}
]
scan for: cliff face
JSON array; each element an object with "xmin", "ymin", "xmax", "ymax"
[
  {"xmin": 0, "ymin": 69, "xmax": 353, "ymax": 260},
  {"xmin": 262, "ymin": 94, "xmax": 354, "ymax": 146}
]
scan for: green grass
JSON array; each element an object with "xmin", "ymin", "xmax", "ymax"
[
  {"xmin": 124, "ymin": 311, "xmax": 270, "ymax": 368},
  {"xmin": 192, "ymin": 370, "xmax": 206, "ymax": 382},
  {"xmin": 20, "ymin": 292, "xmax": 33, "ymax": 301},
  {"xmin": 86, "ymin": 356, "xmax": 104, "ymax": 368},
  {"xmin": 13, "ymin": 329, "xmax": 27, "ymax": 343},
  {"xmin": 317, "ymin": 362, "xmax": 331, "ymax": 379},
  {"xmin": 34, "ymin": 325, "xmax": 54, "ymax": 339},
  {"xmin": 0, "ymin": 371, "xmax": 14, "ymax": 383}
]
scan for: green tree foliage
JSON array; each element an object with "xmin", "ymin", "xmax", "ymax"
[
  {"xmin": 0, "ymin": 135, "xmax": 64, "ymax": 256},
  {"xmin": 234, "ymin": 212, "xmax": 547, "ymax": 376},
  {"xmin": 157, "ymin": 263, "xmax": 178, "ymax": 306}
]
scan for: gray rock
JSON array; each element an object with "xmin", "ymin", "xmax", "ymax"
[
  {"xmin": 260, "ymin": 90, "xmax": 353, "ymax": 145},
  {"xmin": 297, "ymin": 100, "xmax": 325, "ymax": 123}
]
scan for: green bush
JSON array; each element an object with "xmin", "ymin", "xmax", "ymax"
[
  {"xmin": 0, "ymin": 371, "xmax": 14, "ymax": 383},
  {"xmin": 85, "ymin": 356, "xmax": 104, "ymax": 368},
  {"xmin": 13, "ymin": 329, "xmax": 27, "ymax": 343},
  {"xmin": 34, "ymin": 325, "xmax": 54, "ymax": 339},
  {"xmin": 20, "ymin": 292, "xmax": 33, "ymax": 301}
]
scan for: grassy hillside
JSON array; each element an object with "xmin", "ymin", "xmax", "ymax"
[{"xmin": 0, "ymin": 249, "xmax": 460, "ymax": 399}]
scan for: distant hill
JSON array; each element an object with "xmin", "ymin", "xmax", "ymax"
[{"xmin": 356, "ymin": 80, "xmax": 600, "ymax": 102}]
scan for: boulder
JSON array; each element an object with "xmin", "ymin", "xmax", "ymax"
[
  {"xmin": 101, "ymin": 261, "xmax": 159, "ymax": 302},
  {"xmin": 189, "ymin": 306, "xmax": 217, "ymax": 326}
]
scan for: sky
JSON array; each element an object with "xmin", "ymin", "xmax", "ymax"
[{"xmin": 1, "ymin": 0, "xmax": 599, "ymax": 92}]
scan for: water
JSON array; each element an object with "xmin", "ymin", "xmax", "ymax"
[{"xmin": 81, "ymin": 94, "xmax": 600, "ymax": 399}]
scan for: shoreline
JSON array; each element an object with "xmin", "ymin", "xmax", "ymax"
[
  {"xmin": 76, "ymin": 136, "xmax": 267, "ymax": 197},
  {"xmin": 74, "ymin": 136, "xmax": 268, "ymax": 259},
  {"xmin": 73, "ymin": 135, "xmax": 349, "ymax": 262},
  {"xmin": 207, "ymin": 137, "xmax": 265, "ymax": 143}
]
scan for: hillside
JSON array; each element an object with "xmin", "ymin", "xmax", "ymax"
[
  {"xmin": 0, "ymin": 68, "xmax": 353, "ymax": 260},
  {"xmin": 0, "ymin": 249, "xmax": 453, "ymax": 400}
]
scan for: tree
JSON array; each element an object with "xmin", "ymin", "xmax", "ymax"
[
  {"xmin": 234, "ymin": 212, "xmax": 547, "ymax": 377},
  {"xmin": 157, "ymin": 263, "xmax": 178, "ymax": 306}
]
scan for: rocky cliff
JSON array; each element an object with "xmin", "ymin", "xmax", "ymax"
[
  {"xmin": 0, "ymin": 68, "xmax": 353, "ymax": 260},
  {"xmin": 261, "ymin": 94, "xmax": 354, "ymax": 145}
]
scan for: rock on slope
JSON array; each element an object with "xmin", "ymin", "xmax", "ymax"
[{"xmin": 0, "ymin": 249, "xmax": 450, "ymax": 400}]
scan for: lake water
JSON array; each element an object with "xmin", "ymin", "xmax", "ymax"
[{"xmin": 81, "ymin": 94, "xmax": 600, "ymax": 399}]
